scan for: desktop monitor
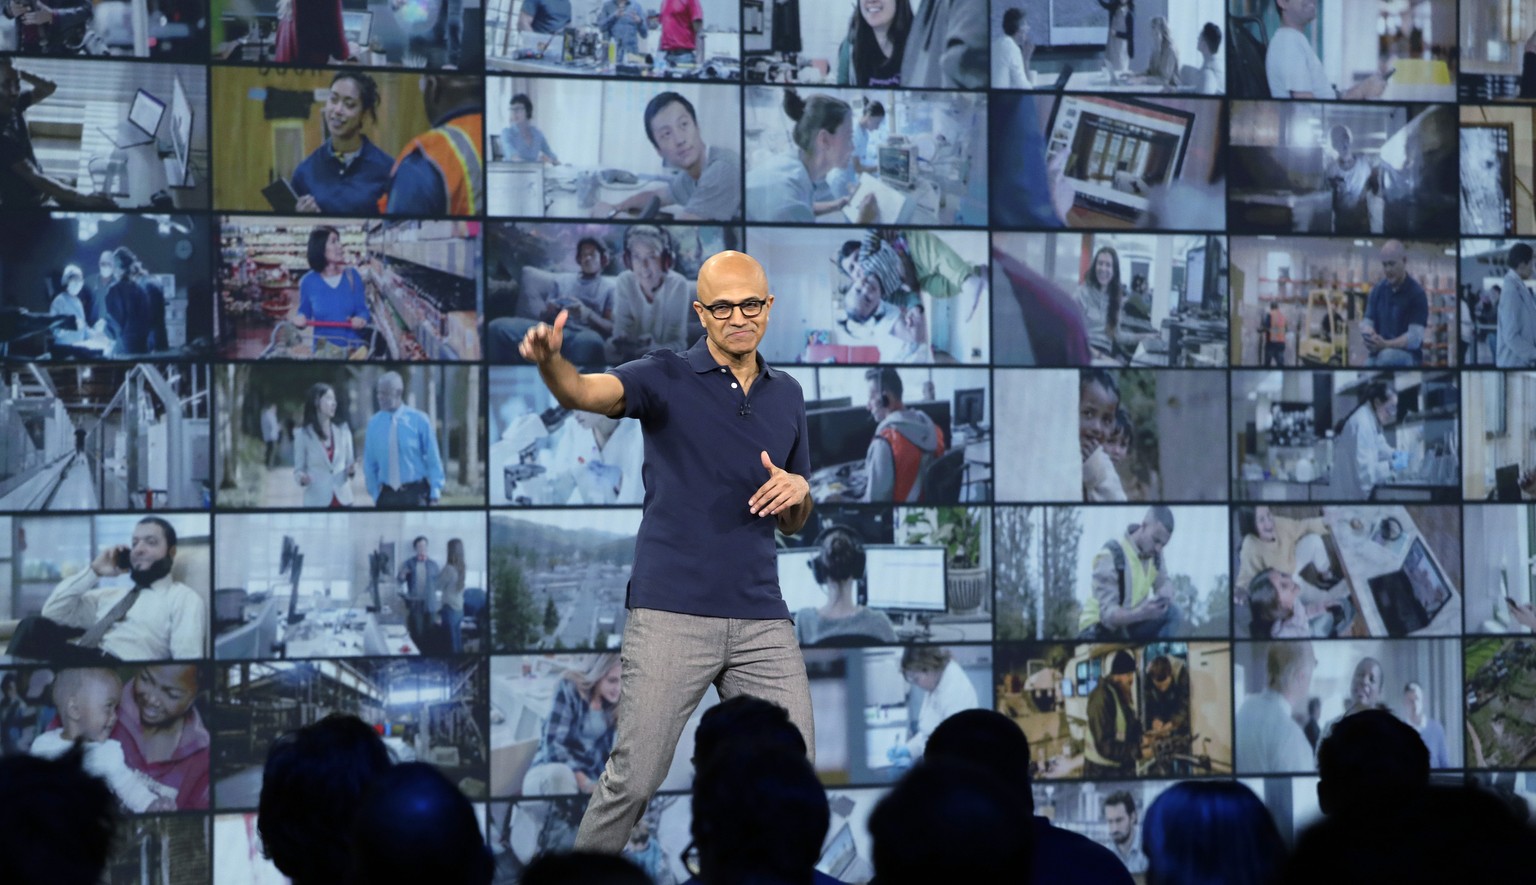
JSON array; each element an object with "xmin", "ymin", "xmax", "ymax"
[
  {"xmin": 863, "ymin": 545, "xmax": 947, "ymax": 611},
  {"xmin": 171, "ymin": 76, "xmax": 193, "ymax": 186},
  {"xmin": 776, "ymin": 547, "xmax": 830, "ymax": 614},
  {"xmin": 807, "ymin": 405, "xmax": 876, "ymax": 471},
  {"xmin": 879, "ymin": 145, "xmax": 916, "ymax": 189},
  {"xmin": 805, "ymin": 396, "xmax": 853, "ymax": 411},
  {"xmin": 128, "ymin": 89, "xmax": 167, "ymax": 140},
  {"xmin": 1183, "ymin": 245, "xmax": 1206, "ymax": 309},
  {"xmin": 342, "ymin": 10, "xmax": 372, "ymax": 47},
  {"xmin": 953, "ymin": 388, "xmax": 985, "ymax": 429}
]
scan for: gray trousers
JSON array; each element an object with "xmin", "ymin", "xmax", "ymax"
[{"xmin": 573, "ymin": 607, "xmax": 815, "ymax": 853}]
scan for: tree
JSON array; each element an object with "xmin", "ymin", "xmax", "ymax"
[
  {"xmin": 543, "ymin": 597, "xmax": 560, "ymax": 636},
  {"xmin": 1042, "ymin": 507, "xmax": 1083, "ymax": 637},
  {"xmin": 492, "ymin": 553, "xmax": 540, "ymax": 651},
  {"xmin": 994, "ymin": 507, "xmax": 1036, "ymax": 640}
]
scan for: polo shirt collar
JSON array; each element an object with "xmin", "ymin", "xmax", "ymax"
[{"xmin": 684, "ymin": 335, "xmax": 780, "ymax": 379}]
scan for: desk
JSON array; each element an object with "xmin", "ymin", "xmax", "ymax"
[
  {"xmin": 538, "ymin": 168, "xmax": 668, "ymax": 219},
  {"xmin": 1323, "ymin": 505, "xmax": 1460, "ymax": 636},
  {"xmin": 77, "ymin": 100, "xmax": 174, "ymax": 209},
  {"xmin": 1229, "ymin": 189, "xmax": 1333, "ymax": 233},
  {"xmin": 282, "ymin": 608, "xmax": 420, "ymax": 658},
  {"xmin": 1063, "ymin": 70, "xmax": 1197, "ymax": 94},
  {"xmin": 814, "ymin": 174, "xmax": 950, "ymax": 226}
]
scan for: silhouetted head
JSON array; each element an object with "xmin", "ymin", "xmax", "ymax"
[
  {"xmin": 351, "ymin": 762, "xmax": 493, "ymax": 885},
  {"xmin": 869, "ymin": 758, "xmax": 1032, "ymax": 885},
  {"xmin": 258, "ymin": 713, "xmax": 394, "ymax": 885},
  {"xmin": 692, "ymin": 742, "xmax": 828, "ymax": 885},
  {"xmin": 519, "ymin": 851, "xmax": 651, "ymax": 885},
  {"xmin": 0, "ymin": 747, "xmax": 117, "ymax": 885},
  {"xmin": 1144, "ymin": 780, "xmax": 1285, "ymax": 885},
  {"xmin": 692, "ymin": 695, "xmax": 807, "ymax": 771},
  {"xmin": 1316, "ymin": 708, "xmax": 1429, "ymax": 816},
  {"xmin": 924, "ymin": 708, "xmax": 1034, "ymax": 813}
]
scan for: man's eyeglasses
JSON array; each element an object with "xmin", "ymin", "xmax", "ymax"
[{"xmin": 700, "ymin": 298, "xmax": 767, "ymax": 320}]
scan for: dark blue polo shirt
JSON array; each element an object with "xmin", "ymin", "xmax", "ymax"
[
  {"xmin": 1364, "ymin": 272, "xmax": 1429, "ymax": 363},
  {"xmin": 290, "ymin": 136, "xmax": 393, "ymax": 216},
  {"xmin": 608, "ymin": 336, "xmax": 810, "ymax": 620}
]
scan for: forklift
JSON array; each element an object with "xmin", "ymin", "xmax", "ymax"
[{"xmin": 1298, "ymin": 288, "xmax": 1350, "ymax": 366}]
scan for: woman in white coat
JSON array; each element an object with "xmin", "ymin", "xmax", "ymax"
[
  {"xmin": 293, "ymin": 382, "xmax": 357, "ymax": 507},
  {"xmin": 1330, "ymin": 380, "xmax": 1397, "ymax": 500}
]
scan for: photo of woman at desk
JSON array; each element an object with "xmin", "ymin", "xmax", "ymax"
[
  {"xmin": 991, "ymin": 232, "xmax": 1228, "ymax": 367},
  {"xmin": 744, "ymin": 84, "xmax": 987, "ymax": 226},
  {"xmin": 750, "ymin": 226, "xmax": 988, "ymax": 365}
]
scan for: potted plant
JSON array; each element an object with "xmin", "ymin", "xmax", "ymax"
[{"xmin": 902, "ymin": 506, "xmax": 986, "ymax": 613}]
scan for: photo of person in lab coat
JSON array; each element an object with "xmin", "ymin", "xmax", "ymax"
[
  {"xmin": 1330, "ymin": 380, "xmax": 1400, "ymax": 500},
  {"xmin": 889, "ymin": 645, "xmax": 980, "ymax": 766}
]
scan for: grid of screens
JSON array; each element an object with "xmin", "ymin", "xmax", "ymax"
[{"xmin": 0, "ymin": 1, "xmax": 1532, "ymax": 884}]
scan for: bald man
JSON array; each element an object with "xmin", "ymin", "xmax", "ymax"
[
  {"xmin": 1360, "ymin": 240, "xmax": 1428, "ymax": 366},
  {"xmin": 519, "ymin": 250, "xmax": 815, "ymax": 854}
]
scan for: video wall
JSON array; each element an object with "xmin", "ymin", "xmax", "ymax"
[{"xmin": 0, "ymin": 0, "xmax": 1527, "ymax": 883}]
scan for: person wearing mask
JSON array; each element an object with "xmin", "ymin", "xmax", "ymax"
[
  {"xmin": 291, "ymin": 72, "xmax": 392, "ymax": 216},
  {"xmin": 0, "ymin": 61, "xmax": 114, "ymax": 209},
  {"xmin": 292, "ymin": 226, "xmax": 371, "ymax": 353},
  {"xmin": 837, "ymin": 0, "xmax": 913, "ymax": 87},
  {"xmin": 592, "ymin": 91, "xmax": 741, "ymax": 221},
  {"xmin": 293, "ymin": 383, "xmax": 357, "ymax": 508},
  {"xmin": 991, "ymin": 8, "xmax": 1034, "ymax": 89},
  {"xmin": 794, "ymin": 525, "xmax": 897, "ymax": 646},
  {"xmin": 49, "ymin": 264, "xmax": 89, "ymax": 347},
  {"xmin": 747, "ymin": 90, "xmax": 876, "ymax": 223},
  {"xmin": 889, "ymin": 645, "xmax": 979, "ymax": 766},
  {"xmin": 380, "ymin": 75, "xmax": 483, "ymax": 216},
  {"xmin": 1330, "ymin": 380, "xmax": 1399, "ymax": 499},
  {"xmin": 861, "ymin": 367, "xmax": 945, "ymax": 502},
  {"xmin": 598, "ymin": 0, "xmax": 648, "ymax": 59},
  {"xmin": 435, "ymin": 538, "xmax": 467, "ymax": 654},
  {"xmin": 363, "ymin": 371, "xmax": 445, "ymax": 507},
  {"xmin": 500, "ymin": 93, "xmax": 558, "ymax": 164},
  {"xmin": 1498, "ymin": 241, "xmax": 1536, "ymax": 367},
  {"xmin": 103, "ymin": 247, "xmax": 168, "ymax": 357},
  {"xmin": 656, "ymin": 0, "xmax": 702, "ymax": 66},
  {"xmin": 1360, "ymin": 240, "xmax": 1428, "ymax": 366},
  {"xmin": 1266, "ymin": 0, "xmax": 1387, "ymax": 99},
  {"xmin": 1077, "ymin": 507, "xmax": 1181, "ymax": 640}
]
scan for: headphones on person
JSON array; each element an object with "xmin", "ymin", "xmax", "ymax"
[
  {"xmin": 877, "ymin": 392, "xmax": 892, "ymax": 409},
  {"xmin": 809, "ymin": 525, "xmax": 865, "ymax": 584},
  {"xmin": 622, "ymin": 224, "xmax": 675, "ymax": 275}
]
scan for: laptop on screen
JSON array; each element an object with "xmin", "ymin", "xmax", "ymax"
[
  {"xmin": 100, "ymin": 90, "xmax": 166, "ymax": 150},
  {"xmin": 1044, "ymin": 94, "xmax": 1196, "ymax": 222}
]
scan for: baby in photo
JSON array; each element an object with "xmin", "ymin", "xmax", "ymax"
[{"xmin": 28, "ymin": 668, "xmax": 178, "ymax": 812}]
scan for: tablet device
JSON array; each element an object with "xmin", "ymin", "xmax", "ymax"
[
  {"xmin": 262, "ymin": 178, "xmax": 299, "ymax": 213},
  {"xmin": 1043, "ymin": 94, "xmax": 1195, "ymax": 222}
]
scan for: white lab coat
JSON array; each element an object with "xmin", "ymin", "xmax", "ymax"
[
  {"xmin": 1331, "ymin": 404, "xmax": 1392, "ymax": 500},
  {"xmin": 907, "ymin": 659, "xmax": 979, "ymax": 757}
]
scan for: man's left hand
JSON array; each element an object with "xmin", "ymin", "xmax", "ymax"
[{"xmin": 750, "ymin": 450, "xmax": 808, "ymax": 517}]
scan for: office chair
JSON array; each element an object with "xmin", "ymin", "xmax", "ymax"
[{"xmin": 923, "ymin": 449, "xmax": 966, "ymax": 504}]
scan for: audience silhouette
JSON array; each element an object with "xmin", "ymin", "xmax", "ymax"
[
  {"xmin": 1142, "ymin": 780, "xmax": 1285, "ymax": 885},
  {"xmin": 0, "ymin": 748, "xmax": 117, "ymax": 885}
]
